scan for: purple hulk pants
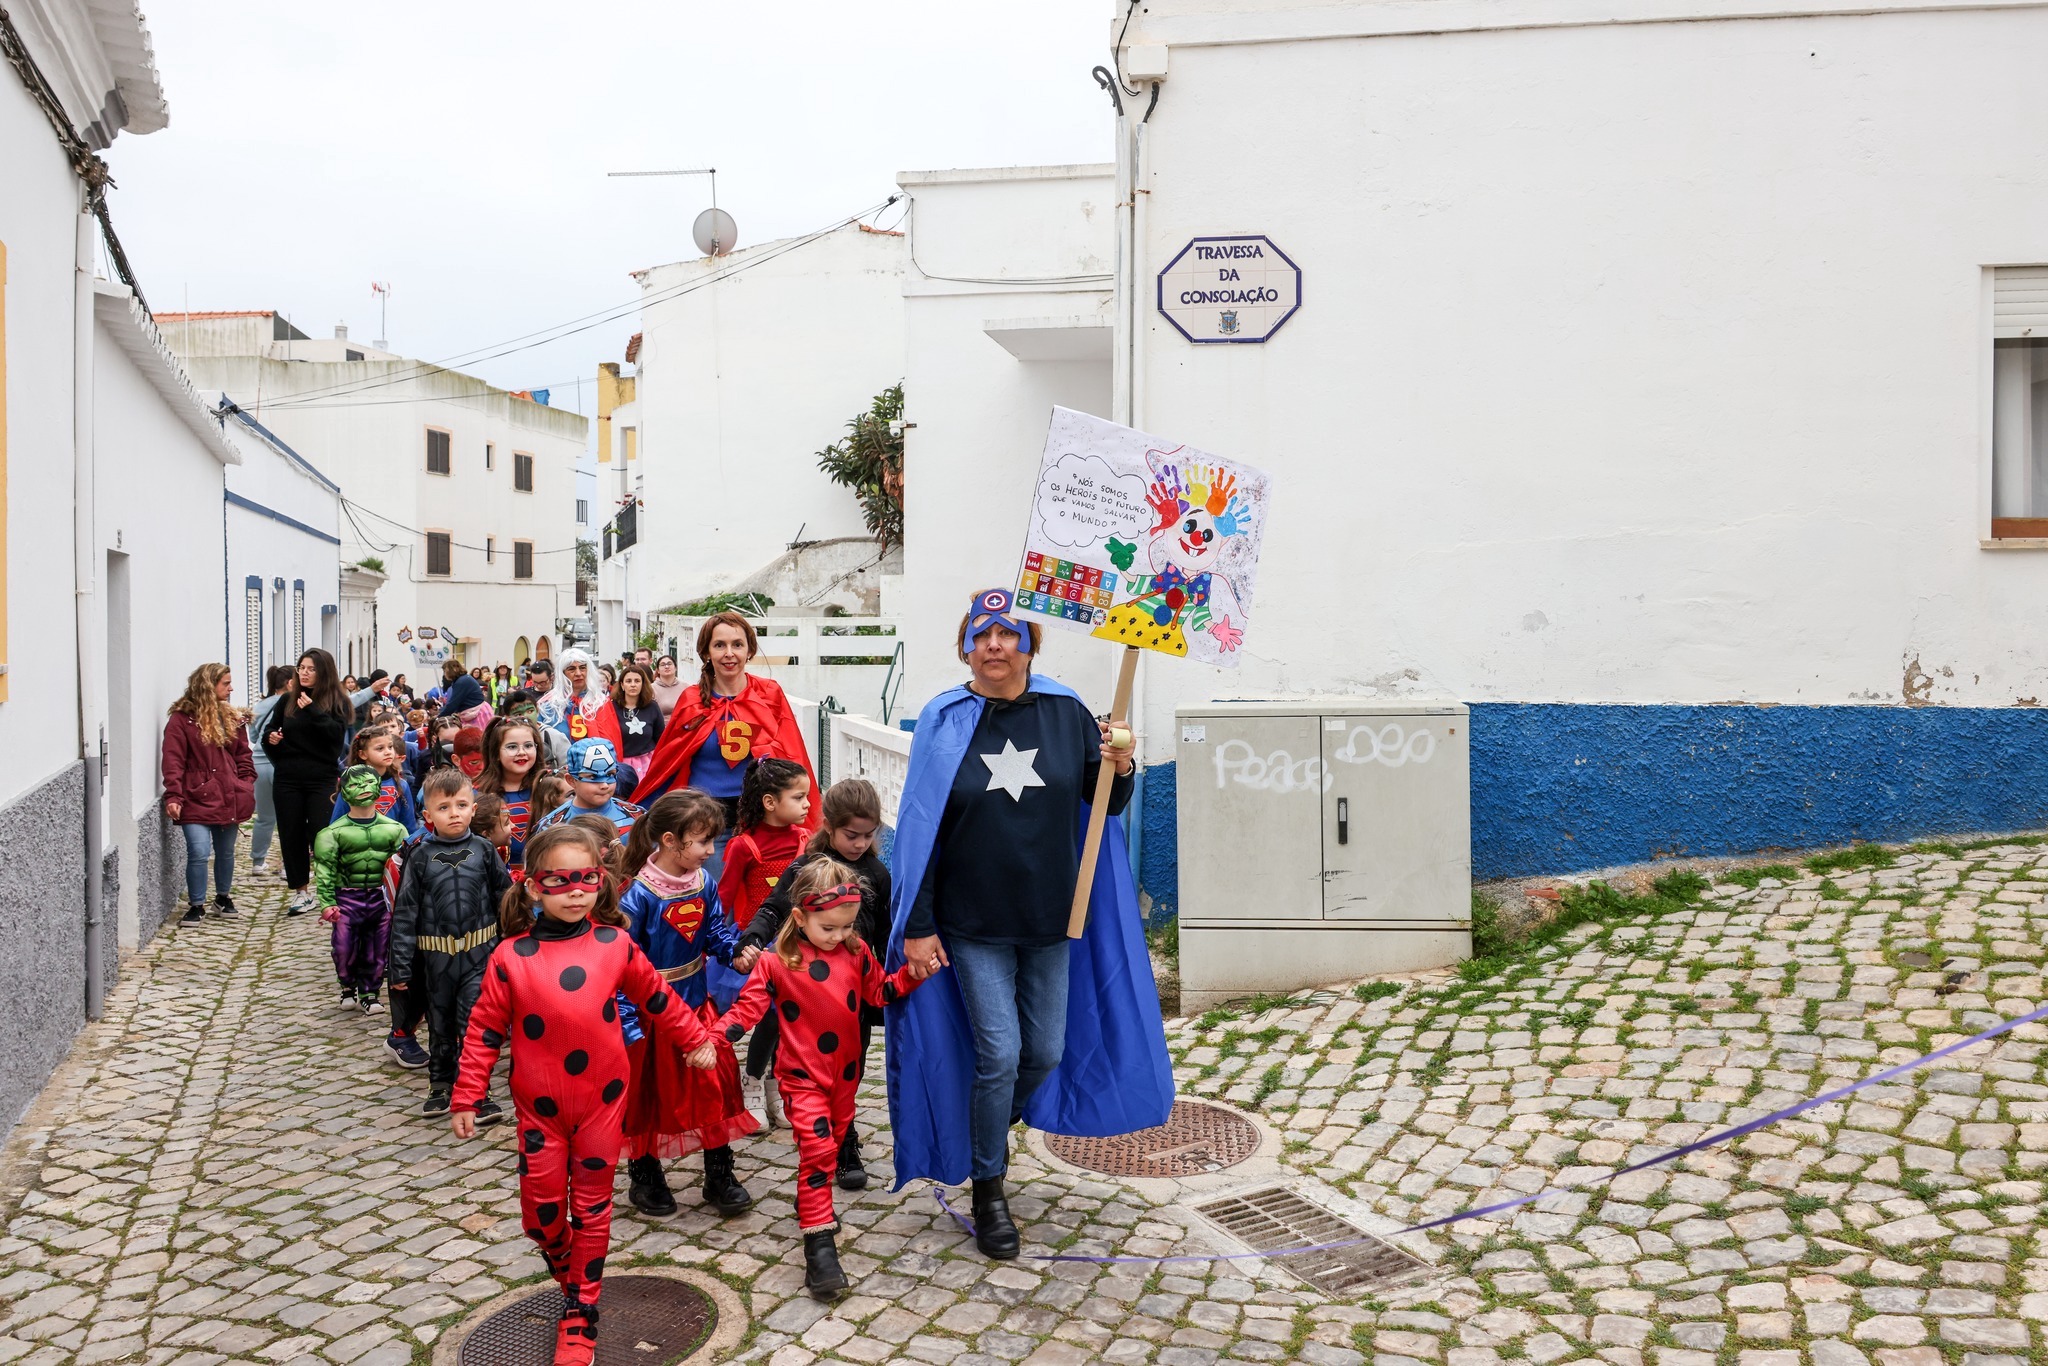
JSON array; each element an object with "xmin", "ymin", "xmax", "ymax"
[{"xmin": 331, "ymin": 886, "xmax": 391, "ymax": 992}]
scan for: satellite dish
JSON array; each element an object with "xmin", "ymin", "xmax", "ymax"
[{"xmin": 693, "ymin": 207, "xmax": 739, "ymax": 258}]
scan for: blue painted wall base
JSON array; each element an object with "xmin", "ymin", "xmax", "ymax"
[{"xmin": 1131, "ymin": 703, "xmax": 2048, "ymax": 912}]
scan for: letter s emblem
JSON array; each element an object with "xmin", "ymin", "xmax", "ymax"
[{"xmin": 720, "ymin": 719, "xmax": 754, "ymax": 763}]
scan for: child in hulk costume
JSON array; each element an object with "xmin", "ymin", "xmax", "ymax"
[{"xmin": 315, "ymin": 764, "xmax": 411, "ymax": 1010}]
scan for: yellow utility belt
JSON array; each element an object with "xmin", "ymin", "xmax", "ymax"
[
  {"xmin": 660, "ymin": 957, "xmax": 704, "ymax": 982},
  {"xmin": 419, "ymin": 926, "xmax": 498, "ymax": 955}
]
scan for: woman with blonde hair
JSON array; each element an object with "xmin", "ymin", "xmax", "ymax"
[{"xmin": 162, "ymin": 662, "xmax": 257, "ymax": 925}]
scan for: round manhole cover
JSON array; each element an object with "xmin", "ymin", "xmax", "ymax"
[
  {"xmin": 455, "ymin": 1274, "xmax": 715, "ymax": 1366},
  {"xmin": 1045, "ymin": 1099, "xmax": 1261, "ymax": 1177}
]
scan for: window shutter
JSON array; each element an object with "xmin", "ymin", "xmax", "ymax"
[{"xmin": 1995, "ymin": 267, "xmax": 2048, "ymax": 339}]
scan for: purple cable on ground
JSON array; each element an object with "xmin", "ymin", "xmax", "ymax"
[{"xmin": 932, "ymin": 1000, "xmax": 2048, "ymax": 1266}]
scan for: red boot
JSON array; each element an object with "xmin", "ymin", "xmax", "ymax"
[{"xmin": 554, "ymin": 1298, "xmax": 598, "ymax": 1366}]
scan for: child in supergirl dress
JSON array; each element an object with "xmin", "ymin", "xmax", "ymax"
[
  {"xmin": 720, "ymin": 756, "xmax": 812, "ymax": 1126},
  {"xmin": 718, "ymin": 858, "xmax": 930, "ymax": 1301},
  {"xmin": 615, "ymin": 791, "xmax": 761, "ymax": 1218},
  {"xmin": 452, "ymin": 823, "xmax": 718, "ymax": 1366}
]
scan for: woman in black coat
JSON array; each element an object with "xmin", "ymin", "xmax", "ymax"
[{"xmin": 262, "ymin": 648, "xmax": 353, "ymax": 915}]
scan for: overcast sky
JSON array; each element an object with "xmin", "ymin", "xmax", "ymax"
[{"xmin": 108, "ymin": 0, "xmax": 1113, "ymax": 419}]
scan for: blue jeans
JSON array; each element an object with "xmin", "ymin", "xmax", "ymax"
[
  {"xmin": 947, "ymin": 938, "xmax": 1070, "ymax": 1180},
  {"xmin": 249, "ymin": 767, "xmax": 277, "ymax": 865},
  {"xmin": 181, "ymin": 824, "xmax": 238, "ymax": 904}
]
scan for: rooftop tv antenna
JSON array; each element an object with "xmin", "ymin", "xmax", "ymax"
[{"xmin": 605, "ymin": 167, "xmax": 737, "ymax": 257}]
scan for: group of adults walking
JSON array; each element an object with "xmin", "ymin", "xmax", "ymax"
[{"xmin": 161, "ymin": 588, "xmax": 1173, "ymax": 1258}]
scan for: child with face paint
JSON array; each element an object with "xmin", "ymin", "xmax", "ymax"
[
  {"xmin": 475, "ymin": 717, "xmax": 548, "ymax": 874},
  {"xmin": 314, "ymin": 765, "xmax": 412, "ymax": 1011},
  {"xmin": 531, "ymin": 739, "xmax": 645, "ymax": 840},
  {"xmin": 452, "ymin": 824, "xmax": 717, "ymax": 1366},
  {"xmin": 332, "ymin": 726, "xmax": 421, "ymax": 835}
]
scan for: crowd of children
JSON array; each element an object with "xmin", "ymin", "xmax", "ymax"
[{"xmin": 292, "ymin": 699, "xmax": 924, "ymax": 1362}]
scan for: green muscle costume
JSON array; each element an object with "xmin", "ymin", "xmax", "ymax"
[{"xmin": 313, "ymin": 766, "xmax": 410, "ymax": 907}]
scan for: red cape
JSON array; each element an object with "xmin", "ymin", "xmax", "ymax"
[{"xmin": 633, "ymin": 674, "xmax": 817, "ymax": 822}]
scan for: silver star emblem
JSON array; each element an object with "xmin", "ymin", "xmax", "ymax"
[
  {"xmin": 980, "ymin": 740, "xmax": 1044, "ymax": 801},
  {"xmin": 623, "ymin": 714, "xmax": 648, "ymax": 735}
]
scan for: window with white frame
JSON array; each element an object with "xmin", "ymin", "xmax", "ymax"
[{"xmin": 1993, "ymin": 267, "xmax": 2048, "ymax": 538}]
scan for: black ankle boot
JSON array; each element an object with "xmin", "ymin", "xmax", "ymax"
[
  {"xmin": 701, "ymin": 1144, "xmax": 753, "ymax": 1216},
  {"xmin": 971, "ymin": 1176, "xmax": 1020, "ymax": 1259},
  {"xmin": 803, "ymin": 1228, "xmax": 847, "ymax": 1300},
  {"xmin": 836, "ymin": 1125, "xmax": 868, "ymax": 1191},
  {"xmin": 627, "ymin": 1155, "xmax": 677, "ymax": 1217}
]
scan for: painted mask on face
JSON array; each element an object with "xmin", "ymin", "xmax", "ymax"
[
  {"xmin": 339, "ymin": 764, "xmax": 383, "ymax": 808},
  {"xmin": 962, "ymin": 588, "xmax": 1032, "ymax": 654}
]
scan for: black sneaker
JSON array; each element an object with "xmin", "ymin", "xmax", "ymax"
[
  {"xmin": 180, "ymin": 903, "xmax": 207, "ymax": 925},
  {"xmin": 338, "ymin": 989, "xmax": 357, "ymax": 1011},
  {"xmin": 212, "ymin": 894, "xmax": 237, "ymax": 917},
  {"xmin": 421, "ymin": 1091, "xmax": 451, "ymax": 1117},
  {"xmin": 473, "ymin": 1097, "xmax": 506, "ymax": 1128},
  {"xmin": 385, "ymin": 1033, "xmax": 429, "ymax": 1069}
]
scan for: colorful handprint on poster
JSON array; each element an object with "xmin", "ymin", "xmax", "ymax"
[{"xmin": 1014, "ymin": 407, "xmax": 1271, "ymax": 669}]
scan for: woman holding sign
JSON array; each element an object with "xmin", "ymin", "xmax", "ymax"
[{"xmin": 886, "ymin": 588, "xmax": 1173, "ymax": 1259}]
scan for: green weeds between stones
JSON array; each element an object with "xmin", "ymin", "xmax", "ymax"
[{"xmin": 1456, "ymin": 871, "xmax": 1710, "ymax": 985}]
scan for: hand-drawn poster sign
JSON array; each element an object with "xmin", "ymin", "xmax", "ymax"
[
  {"xmin": 1014, "ymin": 407, "xmax": 1272, "ymax": 669},
  {"xmin": 1156, "ymin": 234, "xmax": 1302, "ymax": 344}
]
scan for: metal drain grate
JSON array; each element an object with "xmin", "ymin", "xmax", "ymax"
[
  {"xmin": 1193, "ymin": 1186, "xmax": 1432, "ymax": 1297},
  {"xmin": 456, "ymin": 1275, "xmax": 715, "ymax": 1366},
  {"xmin": 1046, "ymin": 1099, "xmax": 1261, "ymax": 1176}
]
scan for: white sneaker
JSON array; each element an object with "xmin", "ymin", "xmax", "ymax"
[
  {"xmin": 762, "ymin": 1077, "xmax": 786, "ymax": 1130},
  {"xmin": 741, "ymin": 1073, "xmax": 768, "ymax": 1128}
]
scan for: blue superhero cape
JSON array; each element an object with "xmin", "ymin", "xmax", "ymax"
[{"xmin": 884, "ymin": 673, "xmax": 1175, "ymax": 1189}]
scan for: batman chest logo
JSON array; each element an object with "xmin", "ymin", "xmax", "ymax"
[{"xmin": 660, "ymin": 896, "xmax": 705, "ymax": 940}]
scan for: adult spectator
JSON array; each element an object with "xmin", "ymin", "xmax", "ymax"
[
  {"xmin": 650, "ymin": 654, "xmax": 685, "ymax": 717},
  {"xmin": 162, "ymin": 663, "xmax": 257, "ymax": 925},
  {"xmin": 885, "ymin": 588, "xmax": 1170, "ymax": 1259},
  {"xmin": 437, "ymin": 670, "xmax": 493, "ymax": 733},
  {"xmin": 633, "ymin": 647, "xmax": 654, "ymax": 671},
  {"xmin": 347, "ymin": 669, "xmax": 391, "ymax": 743},
  {"xmin": 609, "ymin": 662, "xmax": 664, "ymax": 785},
  {"xmin": 489, "ymin": 663, "xmax": 515, "ymax": 707},
  {"xmin": 248, "ymin": 663, "xmax": 295, "ymax": 878},
  {"xmin": 262, "ymin": 647, "xmax": 353, "ymax": 915}
]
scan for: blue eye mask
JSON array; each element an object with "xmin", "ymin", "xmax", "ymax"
[{"xmin": 963, "ymin": 588, "xmax": 1032, "ymax": 653}]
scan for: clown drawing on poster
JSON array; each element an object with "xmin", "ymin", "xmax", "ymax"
[{"xmin": 1011, "ymin": 407, "xmax": 1270, "ymax": 671}]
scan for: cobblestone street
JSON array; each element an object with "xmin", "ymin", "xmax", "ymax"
[{"xmin": 4, "ymin": 841, "xmax": 2048, "ymax": 1366}]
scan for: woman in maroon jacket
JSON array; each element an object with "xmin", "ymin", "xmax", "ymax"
[{"xmin": 163, "ymin": 663, "xmax": 256, "ymax": 925}]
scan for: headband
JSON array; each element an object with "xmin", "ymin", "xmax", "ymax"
[
  {"xmin": 797, "ymin": 882, "xmax": 862, "ymax": 914},
  {"xmin": 963, "ymin": 588, "xmax": 1032, "ymax": 654}
]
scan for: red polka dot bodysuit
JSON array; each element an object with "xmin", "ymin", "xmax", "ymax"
[
  {"xmin": 455, "ymin": 915, "xmax": 710, "ymax": 1331},
  {"xmin": 720, "ymin": 936, "xmax": 925, "ymax": 1231}
]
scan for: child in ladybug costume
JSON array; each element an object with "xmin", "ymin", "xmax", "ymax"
[
  {"xmin": 616, "ymin": 790, "xmax": 761, "ymax": 1218},
  {"xmin": 718, "ymin": 858, "xmax": 931, "ymax": 1300},
  {"xmin": 452, "ymin": 823, "xmax": 718, "ymax": 1366}
]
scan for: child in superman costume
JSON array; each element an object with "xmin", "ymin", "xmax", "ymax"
[
  {"xmin": 314, "ymin": 765, "xmax": 411, "ymax": 1010},
  {"xmin": 884, "ymin": 589, "xmax": 1175, "ymax": 1257}
]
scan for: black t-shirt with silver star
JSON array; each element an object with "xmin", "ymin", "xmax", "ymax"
[{"xmin": 904, "ymin": 689, "xmax": 1133, "ymax": 947}]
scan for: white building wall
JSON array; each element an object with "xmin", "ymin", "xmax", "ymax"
[
  {"xmin": 896, "ymin": 166, "xmax": 1118, "ymax": 711},
  {"xmin": 176, "ymin": 353, "xmax": 585, "ymax": 670},
  {"xmin": 221, "ymin": 413, "xmax": 344, "ymax": 705},
  {"xmin": 0, "ymin": 66, "xmax": 86, "ymax": 808},
  {"xmin": 1123, "ymin": 1, "xmax": 2048, "ymax": 743},
  {"xmin": 632, "ymin": 224, "xmax": 907, "ymax": 609},
  {"xmin": 91, "ymin": 297, "xmax": 231, "ymax": 949}
]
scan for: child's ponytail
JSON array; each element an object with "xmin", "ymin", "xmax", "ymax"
[
  {"xmin": 623, "ymin": 790, "xmax": 727, "ymax": 878},
  {"xmin": 736, "ymin": 757, "xmax": 808, "ymax": 836}
]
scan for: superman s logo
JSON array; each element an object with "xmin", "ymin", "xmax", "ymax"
[{"xmin": 661, "ymin": 897, "xmax": 705, "ymax": 940}]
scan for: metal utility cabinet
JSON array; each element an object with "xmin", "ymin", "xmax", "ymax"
[{"xmin": 1175, "ymin": 698, "xmax": 1471, "ymax": 1009}]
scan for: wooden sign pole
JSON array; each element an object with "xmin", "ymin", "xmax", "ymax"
[{"xmin": 1068, "ymin": 645, "xmax": 1140, "ymax": 940}]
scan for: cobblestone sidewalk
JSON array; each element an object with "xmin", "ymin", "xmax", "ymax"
[{"xmin": 2, "ymin": 842, "xmax": 2045, "ymax": 1366}]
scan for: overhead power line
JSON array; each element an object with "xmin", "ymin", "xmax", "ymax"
[{"xmin": 257, "ymin": 196, "xmax": 899, "ymax": 413}]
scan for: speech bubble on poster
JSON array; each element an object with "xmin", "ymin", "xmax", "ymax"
[{"xmin": 1013, "ymin": 407, "xmax": 1271, "ymax": 669}]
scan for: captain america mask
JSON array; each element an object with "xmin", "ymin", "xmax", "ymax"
[{"xmin": 963, "ymin": 588, "xmax": 1031, "ymax": 654}]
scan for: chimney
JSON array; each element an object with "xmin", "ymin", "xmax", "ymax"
[{"xmin": 334, "ymin": 322, "xmax": 349, "ymax": 340}]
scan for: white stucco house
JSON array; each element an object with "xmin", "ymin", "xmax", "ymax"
[
  {"xmin": 2, "ymin": 0, "xmax": 246, "ymax": 1130},
  {"xmin": 165, "ymin": 314, "xmax": 588, "ymax": 673},
  {"xmin": 626, "ymin": 222, "xmax": 908, "ymax": 620}
]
